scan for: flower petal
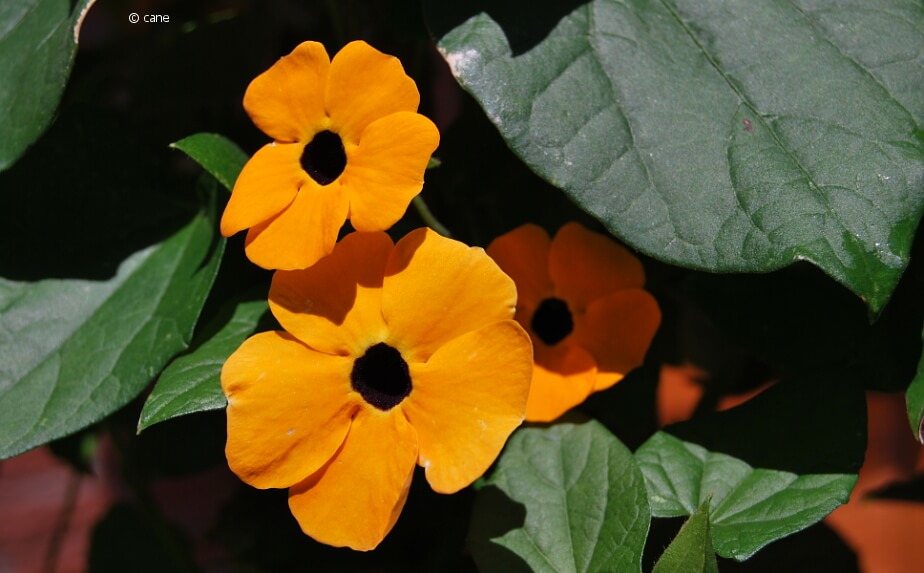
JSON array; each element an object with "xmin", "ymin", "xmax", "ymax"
[
  {"xmin": 325, "ymin": 41, "xmax": 420, "ymax": 145},
  {"xmin": 220, "ymin": 142, "xmax": 306, "ymax": 237},
  {"xmin": 221, "ymin": 331, "xmax": 358, "ymax": 489},
  {"xmin": 288, "ymin": 408, "xmax": 418, "ymax": 551},
  {"xmin": 486, "ymin": 224, "xmax": 554, "ymax": 311},
  {"xmin": 243, "ymin": 41, "xmax": 331, "ymax": 142},
  {"xmin": 526, "ymin": 343, "xmax": 598, "ymax": 422},
  {"xmin": 342, "ymin": 112, "xmax": 440, "ymax": 232},
  {"xmin": 382, "ymin": 228, "xmax": 517, "ymax": 362},
  {"xmin": 549, "ymin": 223, "xmax": 646, "ymax": 312},
  {"xmin": 573, "ymin": 289, "xmax": 661, "ymax": 391},
  {"xmin": 243, "ymin": 181, "xmax": 349, "ymax": 270},
  {"xmin": 270, "ymin": 232, "xmax": 393, "ymax": 355},
  {"xmin": 403, "ymin": 320, "xmax": 531, "ymax": 493}
]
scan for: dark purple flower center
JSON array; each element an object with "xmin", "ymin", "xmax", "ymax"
[
  {"xmin": 351, "ymin": 343, "xmax": 412, "ymax": 411},
  {"xmin": 531, "ymin": 297, "xmax": 573, "ymax": 346},
  {"xmin": 301, "ymin": 130, "xmax": 346, "ymax": 185}
]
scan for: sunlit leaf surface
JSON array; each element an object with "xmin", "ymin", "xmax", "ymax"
[
  {"xmin": 426, "ymin": 0, "xmax": 924, "ymax": 313},
  {"xmin": 469, "ymin": 420, "xmax": 650, "ymax": 573},
  {"xmin": 636, "ymin": 432, "xmax": 856, "ymax": 561}
]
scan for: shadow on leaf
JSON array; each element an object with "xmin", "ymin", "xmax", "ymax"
[{"xmin": 467, "ymin": 485, "xmax": 532, "ymax": 573}]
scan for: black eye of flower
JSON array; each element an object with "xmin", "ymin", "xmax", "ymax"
[
  {"xmin": 351, "ymin": 343, "xmax": 412, "ymax": 410},
  {"xmin": 531, "ymin": 297, "xmax": 573, "ymax": 346},
  {"xmin": 301, "ymin": 130, "xmax": 347, "ymax": 185}
]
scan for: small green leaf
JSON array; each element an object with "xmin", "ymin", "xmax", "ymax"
[
  {"xmin": 906, "ymin": 322, "xmax": 924, "ymax": 442},
  {"xmin": 0, "ymin": 0, "xmax": 95, "ymax": 171},
  {"xmin": 636, "ymin": 433, "xmax": 856, "ymax": 561},
  {"xmin": 468, "ymin": 420, "xmax": 650, "ymax": 573},
  {"xmin": 652, "ymin": 502, "xmax": 717, "ymax": 573},
  {"xmin": 138, "ymin": 298, "xmax": 268, "ymax": 432},
  {"xmin": 0, "ymin": 192, "xmax": 223, "ymax": 459},
  {"xmin": 426, "ymin": 0, "xmax": 924, "ymax": 313},
  {"xmin": 171, "ymin": 132, "xmax": 248, "ymax": 192}
]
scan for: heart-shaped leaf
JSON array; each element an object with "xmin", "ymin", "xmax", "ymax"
[
  {"xmin": 636, "ymin": 432, "xmax": 856, "ymax": 561},
  {"xmin": 426, "ymin": 0, "xmax": 924, "ymax": 313},
  {"xmin": 468, "ymin": 420, "xmax": 650, "ymax": 573}
]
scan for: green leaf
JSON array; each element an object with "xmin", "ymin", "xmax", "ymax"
[
  {"xmin": 651, "ymin": 502, "xmax": 717, "ymax": 573},
  {"xmin": 0, "ymin": 188, "xmax": 224, "ymax": 459},
  {"xmin": 138, "ymin": 298, "xmax": 268, "ymax": 432},
  {"xmin": 0, "ymin": 0, "xmax": 95, "ymax": 171},
  {"xmin": 426, "ymin": 0, "xmax": 924, "ymax": 313},
  {"xmin": 906, "ymin": 322, "xmax": 924, "ymax": 442},
  {"xmin": 468, "ymin": 420, "xmax": 650, "ymax": 573},
  {"xmin": 171, "ymin": 132, "xmax": 248, "ymax": 192},
  {"xmin": 636, "ymin": 432, "xmax": 856, "ymax": 561}
]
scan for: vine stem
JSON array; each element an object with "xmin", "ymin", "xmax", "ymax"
[{"xmin": 412, "ymin": 195, "xmax": 452, "ymax": 238}]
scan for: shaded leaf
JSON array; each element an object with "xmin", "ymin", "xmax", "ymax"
[
  {"xmin": 636, "ymin": 432, "xmax": 856, "ymax": 561},
  {"xmin": 138, "ymin": 298, "xmax": 268, "ymax": 432},
  {"xmin": 907, "ymin": 308, "xmax": 924, "ymax": 439},
  {"xmin": 426, "ymin": 0, "xmax": 924, "ymax": 313},
  {"xmin": 171, "ymin": 132, "xmax": 248, "ymax": 193},
  {"xmin": 0, "ymin": 184, "xmax": 223, "ymax": 459},
  {"xmin": 0, "ymin": 0, "xmax": 95, "ymax": 171},
  {"xmin": 652, "ymin": 502, "xmax": 717, "ymax": 573},
  {"xmin": 468, "ymin": 420, "xmax": 650, "ymax": 573}
]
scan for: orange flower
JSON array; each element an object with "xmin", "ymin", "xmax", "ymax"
[
  {"xmin": 487, "ymin": 223, "xmax": 661, "ymax": 422},
  {"xmin": 221, "ymin": 229, "xmax": 532, "ymax": 550},
  {"xmin": 220, "ymin": 41, "xmax": 440, "ymax": 270}
]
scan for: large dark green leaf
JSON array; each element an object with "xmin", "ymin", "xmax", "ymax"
[
  {"xmin": 138, "ymin": 298, "xmax": 268, "ymax": 432},
  {"xmin": 468, "ymin": 420, "xmax": 650, "ymax": 573},
  {"xmin": 0, "ymin": 195, "xmax": 223, "ymax": 458},
  {"xmin": 636, "ymin": 432, "xmax": 856, "ymax": 561},
  {"xmin": 426, "ymin": 0, "xmax": 924, "ymax": 313},
  {"xmin": 0, "ymin": 0, "xmax": 95, "ymax": 171},
  {"xmin": 651, "ymin": 502, "xmax": 718, "ymax": 573}
]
